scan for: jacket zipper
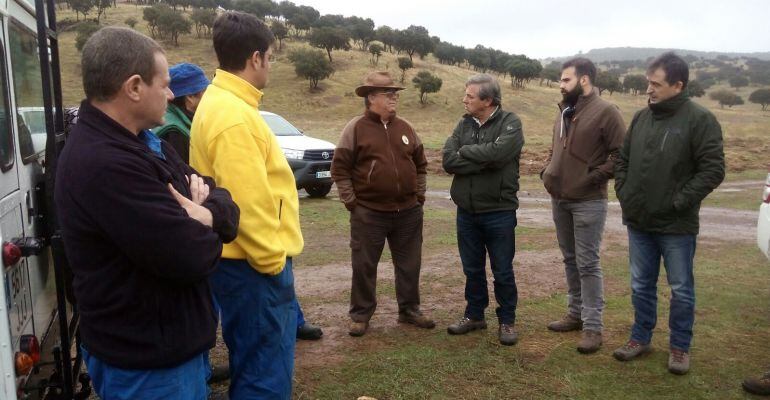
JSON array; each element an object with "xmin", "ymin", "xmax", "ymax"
[
  {"xmin": 560, "ymin": 107, "xmax": 570, "ymax": 149},
  {"xmin": 383, "ymin": 122, "xmax": 401, "ymax": 210},
  {"xmin": 660, "ymin": 129, "xmax": 670, "ymax": 151},
  {"xmin": 278, "ymin": 199, "xmax": 283, "ymax": 220},
  {"xmin": 367, "ymin": 160, "xmax": 377, "ymax": 184}
]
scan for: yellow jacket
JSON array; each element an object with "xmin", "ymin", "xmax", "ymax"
[{"xmin": 190, "ymin": 69, "xmax": 303, "ymax": 275}]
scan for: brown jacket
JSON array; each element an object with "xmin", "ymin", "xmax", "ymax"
[
  {"xmin": 331, "ymin": 110, "xmax": 427, "ymax": 212},
  {"xmin": 542, "ymin": 88, "xmax": 625, "ymax": 201}
]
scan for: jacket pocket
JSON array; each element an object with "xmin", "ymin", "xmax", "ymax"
[
  {"xmin": 267, "ymin": 263, "xmax": 295, "ymax": 307},
  {"xmin": 647, "ymin": 187, "xmax": 676, "ymax": 216}
]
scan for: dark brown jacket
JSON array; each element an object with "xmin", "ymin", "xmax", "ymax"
[
  {"xmin": 542, "ymin": 88, "xmax": 625, "ymax": 201},
  {"xmin": 331, "ymin": 110, "xmax": 427, "ymax": 212}
]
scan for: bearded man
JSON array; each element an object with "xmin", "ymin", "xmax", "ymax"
[{"xmin": 540, "ymin": 57, "xmax": 625, "ymax": 354}]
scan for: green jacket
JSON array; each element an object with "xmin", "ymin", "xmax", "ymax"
[
  {"xmin": 153, "ymin": 104, "xmax": 192, "ymax": 163},
  {"xmin": 442, "ymin": 108, "xmax": 524, "ymax": 213},
  {"xmin": 614, "ymin": 93, "xmax": 725, "ymax": 235}
]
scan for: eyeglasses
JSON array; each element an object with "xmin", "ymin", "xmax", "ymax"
[{"xmin": 374, "ymin": 91, "xmax": 400, "ymax": 99}]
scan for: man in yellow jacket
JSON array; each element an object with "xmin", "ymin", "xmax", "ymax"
[{"xmin": 190, "ymin": 12, "xmax": 302, "ymax": 399}]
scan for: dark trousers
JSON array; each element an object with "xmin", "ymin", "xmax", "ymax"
[
  {"xmin": 457, "ymin": 208, "xmax": 518, "ymax": 325},
  {"xmin": 349, "ymin": 204, "xmax": 423, "ymax": 322}
]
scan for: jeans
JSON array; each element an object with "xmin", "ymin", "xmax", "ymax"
[
  {"xmin": 627, "ymin": 227, "xmax": 696, "ymax": 352},
  {"xmin": 456, "ymin": 208, "xmax": 518, "ymax": 325},
  {"xmin": 552, "ymin": 198, "xmax": 607, "ymax": 331},
  {"xmin": 296, "ymin": 297, "xmax": 306, "ymax": 328},
  {"xmin": 210, "ymin": 258, "xmax": 297, "ymax": 399},
  {"xmin": 83, "ymin": 346, "xmax": 209, "ymax": 400}
]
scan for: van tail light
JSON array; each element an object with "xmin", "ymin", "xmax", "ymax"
[
  {"xmin": 2, "ymin": 241, "xmax": 21, "ymax": 267},
  {"xmin": 14, "ymin": 351, "xmax": 33, "ymax": 376},
  {"xmin": 14, "ymin": 334, "xmax": 40, "ymax": 376},
  {"xmin": 20, "ymin": 334, "xmax": 40, "ymax": 364}
]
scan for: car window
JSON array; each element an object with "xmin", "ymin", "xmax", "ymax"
[
  {"xmin": 262, "ymin": 114, "xmax": 302, "ymax": 136},
  {"xmin": 9, "ymin": 20, "xmax": 46, "ymax": 163},
  {"xmin": 0, "ymin": 21, "xmax": 14, "ymax": 172}
]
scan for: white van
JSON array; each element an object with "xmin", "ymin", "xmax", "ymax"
[{"xmin": 0, "ymin": 0, "xmax": 88, "ymax": 398}]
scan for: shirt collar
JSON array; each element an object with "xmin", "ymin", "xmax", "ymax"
[
  {"xmin": 473, "ymin": 106, "xmax": 499, "ymax": 127},
  {"xmin": 138, "ymin": 130, "xmax": 165, "ymax": 160}
]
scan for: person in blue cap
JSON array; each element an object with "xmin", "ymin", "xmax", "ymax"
[{"xmin": 154, "ymin": 62, "xmax": 210, "ymax": 163}]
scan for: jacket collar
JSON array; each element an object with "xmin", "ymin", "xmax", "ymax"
[
  {"xmin": 648, "ymin": 92, "xmax": 689, "ymax": 119},
  {"xmin": 211, "ymin": 69, "xmax": 263, "ymax": 108},
  {"xmin": 78, "ymin": 100, "xmax": 147, "ymax": 149},
  {"xmin": 558, "ymin": 87, "xmax": 598, "ymax": 112},
  {"xmin": 156, "ymin": 103, "xmax": 192, "ymax": 138},
  {"xmin": 365, "ymin": 108, "xmax": 395, "ymax": 124}
]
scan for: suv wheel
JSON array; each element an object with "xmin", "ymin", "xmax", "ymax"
[{"xmin": 305, "ymin": 183, "xmax": 332, "ymax": 198}]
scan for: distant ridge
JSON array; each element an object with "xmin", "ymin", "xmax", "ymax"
[{"xmin": 544, "ymin": 47, "xmax": 770, "ymax": 63}]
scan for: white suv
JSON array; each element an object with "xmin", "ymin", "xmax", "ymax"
[
  {"xmin": 759, "ymin": 168, "xmax": 770, "ymax": 260},
  {"xmin": 261, "ymin": 111, "xmax": 336, "ymax": 198}
]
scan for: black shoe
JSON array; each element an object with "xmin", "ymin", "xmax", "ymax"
[
  {"xmin": 297, "ymin": 323, "xmax": 323, "ymax": 340},
  {"xmin": 207, "ymin": 363, "xmax": 230, "ymax": 384}
]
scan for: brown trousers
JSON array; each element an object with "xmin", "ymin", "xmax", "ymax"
[{"xmin": 349, "ymin": 204, "xmax": 424, "ymax": 322}]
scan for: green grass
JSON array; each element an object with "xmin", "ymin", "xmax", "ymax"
[{"xmin": 296, "ymin": 241, "xmax": 770, "ymax": 400}]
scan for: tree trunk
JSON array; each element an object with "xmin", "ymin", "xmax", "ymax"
[{"xmin": 326, "ymin": 48, "xmax": 332, "ymax": 63}]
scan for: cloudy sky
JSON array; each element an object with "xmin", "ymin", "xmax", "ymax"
[{"xmin": 296, "ymin": 0, "xmax": 768, "ymax": 59}]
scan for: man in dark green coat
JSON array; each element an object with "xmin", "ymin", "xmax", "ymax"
[
  {"xmin": 442, "ymin": 73, "xmax": 524, "ymax": 346},
  {"xmin": 612, "ymin": 52, "xmax": 725, "ymax": 375}
]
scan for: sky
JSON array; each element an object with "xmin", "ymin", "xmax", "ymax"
[{"xmin": 295, "ymin": 0, "xmax": 769, "ymax": 59}]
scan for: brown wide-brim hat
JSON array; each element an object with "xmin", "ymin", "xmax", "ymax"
[{"xmin": 355, "ymin": 71, "xmax": 405, "ymax": 97}]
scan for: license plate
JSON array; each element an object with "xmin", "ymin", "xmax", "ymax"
[
  {"xmin": 316, "ymin": 171, "xmax": 331, "ymax": 178},
  {"xmin": 6, "ymin": 261, "xmax": 32, "ymax": 338}
]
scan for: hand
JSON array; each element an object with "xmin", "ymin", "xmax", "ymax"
[
  {"xmin": 168, "ymin": 184, "xmax": 213, "ymax": 227},
  {"xmin": 186, "ymin": 174, "xmax": 210, "ymax": 205}
]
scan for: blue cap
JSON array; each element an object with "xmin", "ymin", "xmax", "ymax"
[{"xmin": 169, "ymin": 63, "xmax": 210, "ymax": 98}]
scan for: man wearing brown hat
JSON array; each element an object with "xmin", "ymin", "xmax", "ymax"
[{"xmin": 331, "ymin": 71, "xmax": 434, "ymax": 337}]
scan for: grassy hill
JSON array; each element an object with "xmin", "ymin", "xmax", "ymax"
[
  {"xmin": 547, "ymin": 47, "xmax": 770, "ymax": 63},
  {"xmin": 57, "ymin": 4, "xmax": 770, "ymax": 174}
]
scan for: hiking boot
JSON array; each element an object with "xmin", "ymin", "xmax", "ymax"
[
  {"xmin": 577, "ymin": 330, "xmax": 602, "ymax": 354},
  {"xmin": 498, "ymin": 323, "xmax": 518, "ymax": 346},
  {"xmin": 297, "ymin": 322, "xmax": 323, "ymax": 340},
  {"xmin": 613, "ymin": 339, "xmax": 652, "ymax": 361},
  {"xmin": 668, "ymin": 348, "xmax": 690, "ymax": 375},
  {"xmin": 447, "ymin": 317, "xmax": 487, "ymax": 335},
  {"xmin": 348, "ymin": 321, "xmax": 369, "ymax": 337},
  {"xmin": 398, "ymin": 309, "xmax": 436, "ymax": 329},
  {"xmin": 547, "ymin": 313, "xmax": 583, "ymax": 332},
  {"xmin": 743, "ymin": 370, "xmax": 770, "ymax": 395}
]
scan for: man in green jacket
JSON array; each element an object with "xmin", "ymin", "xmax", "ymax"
[
  {"xmin": 612, "ymin": 52, "xmax": 725, "ymax": 375},
  {"xmin": 442, "ymin": 73, "xmax": 524, "ymax": 346}
]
